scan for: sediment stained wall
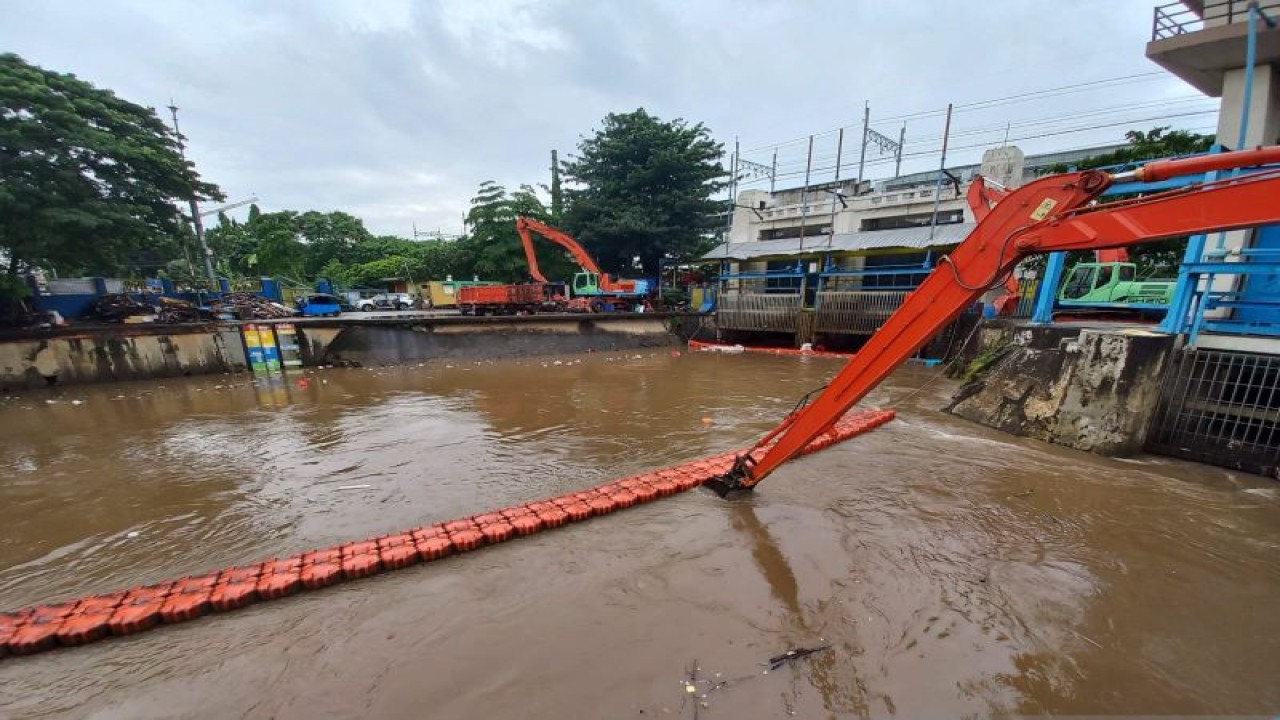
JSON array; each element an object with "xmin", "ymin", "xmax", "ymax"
[
  {"xmin": 946, "ymin": 322, "xmax": 1174, "ymax": 456},
  {"xmin": 308, "ymin": 316, "xmax": 678, "ymax": 366},
  {"xmin": 0, "ymin": 315, "xmax": 693, "ymax": 387},
  {"xmin": 0, "ymin": 327, "xmax": 245, "ymax": 389}
]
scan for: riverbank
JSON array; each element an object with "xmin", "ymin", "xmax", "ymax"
[{"xmin": 0, "ymin": 312, "xmax": 703, "ymax": 389}]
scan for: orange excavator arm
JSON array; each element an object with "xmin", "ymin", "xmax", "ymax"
[
  {"xmin": 708, "ymin": 146, "xmax": 1280, "ymax": 495},
  {"xmin": 515, "ymin": 216, "xmax": 642, "ymax": 294},
  {"xmin": 516, "ymin": 216, "xmax": 606, "ymax": 282}
]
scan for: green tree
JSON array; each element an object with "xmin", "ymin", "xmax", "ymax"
[
  {"xmin": 298, "ymin": 210, "xmax": 373, "ymax": 276},
  {"xmin": 251, "ymin": 211, "xmax": 305, "ymax": 277},
  {"xmin": 1048, "ymin": 126, "xmax": 1214, "ymax": 173},
  {"xmin": 0, "ymin": 53, "xmax": 223, "ymax": 291},
  {"xmin": 458, "ymin": 181, "xmax": 578, "ymax": 282},
  {"xmin": 561, "ymin": 108, "xmax": 727, "ymax": 276}
]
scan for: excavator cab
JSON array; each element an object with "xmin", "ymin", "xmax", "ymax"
[{"xmin": 572, "ymin": 272, "xmax": 602, "ymax": 296}]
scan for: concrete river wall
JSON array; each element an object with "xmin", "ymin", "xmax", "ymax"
[{"xmin": 0, "ymin": 314, "xmax": 690, "ymax": 389}]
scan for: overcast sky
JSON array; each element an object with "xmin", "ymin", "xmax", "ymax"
[{"xmin": 1, "ymin": 0, "xmax": 1216, "ymax": 237}]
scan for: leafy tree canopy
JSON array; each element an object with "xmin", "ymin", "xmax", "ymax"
[
  {"xmin": 457, "ymin": 181, "xmax": 578, "ymax": 283},
  {"xmin": 0, "ymin": 53, "xmax": 223, "ymax": 283},
  {"xmin": 561, "ymin": 109, "xmax": 727, "ymax": 277}
]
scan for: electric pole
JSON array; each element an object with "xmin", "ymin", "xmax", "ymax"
[{"xmin": 167, "ymin": 103, "xmax": 217, "ymax": 287}]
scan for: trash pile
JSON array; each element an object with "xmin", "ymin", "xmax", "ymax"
[
  {"xmin": 90, "ymin": 294, "xmax": 208, "ymax": 324},
  {"xmin": 90, "ymin": 294, "xmax": 160, "ymax": 323},
  {"xmin": 207, "ymin": 292, "xmax": 296, "ymax": 320}
]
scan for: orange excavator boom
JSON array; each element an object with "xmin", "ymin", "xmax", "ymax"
[{"xmin": 707, "ymin": 146, "xmax": 1280, "ymax": 495}]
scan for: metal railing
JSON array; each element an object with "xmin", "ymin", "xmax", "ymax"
[
  {"xmin": 1153, "ymin": 0, "xmax": 1280, "ymax": 40},
  {"xmin": 1148, "ymin": 347, "xmax": 1280, "ymax": 475},
  {"xmin": 717, "ymin": 293, "xmax": 802, "ymax": 332},
  {"xmin": 814, "ymin": 291, "xmax": 909, "ymax": 334}
]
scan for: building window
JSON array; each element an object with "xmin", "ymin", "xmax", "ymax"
[
  {"xmin": 765, "ymin": 261, "xmax": 802, "ymax": 294},
  {"xmin": 861, "ymin": 210, "xmax": 963, "ymax": 232},
  {"xmin": 759, "ymin": 225, "xmax": 834, "ymax": 241},
  {"xmin": 861, "ymin": 252, "xmax": 930, "ymax": 289}
]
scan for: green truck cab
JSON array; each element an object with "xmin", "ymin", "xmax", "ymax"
[{"xmin": 1058, "ymin": 262, "xmax": 1175, "ymax": 306}]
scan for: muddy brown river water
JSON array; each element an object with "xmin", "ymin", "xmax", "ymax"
[{"xmin": 1, "ymin": 350, "xmax": 1278, "ymax": 718}]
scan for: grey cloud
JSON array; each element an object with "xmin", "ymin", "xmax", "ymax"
[{"xmin": 1, "ymin": 0, "xmax": 1200, "ymax": 236}]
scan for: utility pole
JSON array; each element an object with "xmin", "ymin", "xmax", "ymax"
[
  {"xmin": 834, "ymin": 127, "xmax": 845, "ymax": 182},
  {"xmin": 895, "ymin": 123, "xmax": 906, "ymax": 178},
  {"xmin": 550, "ymin": 149, "xmax": 563, "ymax": 219},
  {"xmin": 167, "ymin": 103, "xmax": 217, "ymax": 287},
  {"xmin": 798, "ymin": 134, "xmax": 814, "ymax": 253},
  {"xmin": 928, "ymin": 103, "xmax": 954, "ymax": 243},
  {"xmin": 856, "ymin": 101, "xmax": 870, "ymax": 186}
]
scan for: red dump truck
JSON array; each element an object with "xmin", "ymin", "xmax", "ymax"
[{"xmin": 457, "ymin": 282, "xmax": 568, "ymax": 316}]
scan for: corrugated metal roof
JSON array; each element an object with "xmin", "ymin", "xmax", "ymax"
[{"xmin": 701, "ymin": 223, "xmax": 975, "ymax": 261}]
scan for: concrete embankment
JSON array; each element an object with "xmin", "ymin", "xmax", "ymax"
[
  {"xmin": 0, "ymin": 313, "xmax": 698, "ymax": 389},
  {"xmin": 945, "ymin": 319, "xmax": 1174, "ymax": 456}
]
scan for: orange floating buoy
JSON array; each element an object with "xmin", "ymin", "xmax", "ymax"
[
  {"xmin": 300, "ymin": 561, "xmax": 343, "ymax": 590},
  {"xmin": 415, "ymin": 536, "xmax": 454, "ymax": 561},
  {"xmin": 8, "ymin": 603, "xmax": 76, "ymax": 655},
  {"xmin": 444, "ymin": 520, "xmax": 478, "ymax": 534},
  {"xmin": 480, "ymin": 522, "xmax": 514, "ymax": 544},
  {"xmin": 108, "ymin": 584, "xmax": 173, "ymax": 636},
  {"xmin": 449, "ymin": 528, "xmax": 485, "ymax": 552},
  {"xmin": 377, "ymin": 533, "xmax": 415, "ymax": 551},
  {"xmin": 536, "ymin": 508, "xmax": 568, "ymax": 528},
  {"xmin": 673, "ymin": 474, "xmax": 703, "ymax": 492},
  {"xmin": 473, "ymin": 513, "xmax": 505, "ymax": 526},
  {"xmin": 562, "ymin": 503, "xmax": 591, "ymax": 522},
  {"xmin": 0, "ymin": 610, "xmax": 31, "ymax": 657},
  {"xmin": 210, "ymin": 567, "xmax": 261, "ymax": 612},
  {"xmin": 651, "ymin": 479, "xmax": 678, "ymax": 497},
  {"xmin": 340, "ymin": 551, "xmax": 382, "ymax": 580},
  {"xmin": 411, "ymin": 525, "xmax": 447, "ymax": 543},
  {"xmin": 379, "ymin": 543, "xmax": 419, "ymax": 570},
  {"xmin": 55, "ymin": 614, "xmax": 111, "ymax": 647},
  {"xmin": 8, "ymin": 620, "xmax": 62, "ymax": 655},
  {"xmin": 701, "ymin": 417, "xmax": 714, "ymax": 426},
  {"xmin": 256, "ymin": 573, "xmax": 301, "ymax": 600},
  {"xmin": 610, "ymin": 491, "xmax": 637, "ymax": 509},
  {"xmin": 500, "ymin": 506, "xmax": 533, "ymax": 520},
  {"xmin": 509, "ymin": 515, "xmax": 542, "ymax": 536},
  {"xmin": 630, "ymin": 484, "xmax": 659, "ymax": 503},
  {"xmin": 264, "ymin": 557, "xmax": 303, "ymax": 576},
  {"xmin": 341, "ymin": 541, "xmax": 378, "ymax": 558},
  {"xmin": 588, "ymin": 496, "xmax": 617, "ymax": 516},
  {"xmin": 160, "ymin": 576, "xmax": 217, "ymax": 623}
]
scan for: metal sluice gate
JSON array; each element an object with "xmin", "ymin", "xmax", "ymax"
[{"xmin": 0, "ymin": 409, "xmax": 896, "ymax": 659}]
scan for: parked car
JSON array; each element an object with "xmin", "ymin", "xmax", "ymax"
[
  {"xmin": 357, "ymin": 293, "xmax": 416, "ymax": 311},
  {"xmin": 295, "ymin": 293, "xmax": 343, "ymax": 317}
]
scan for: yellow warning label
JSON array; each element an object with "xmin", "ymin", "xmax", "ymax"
[{"xmin": 1030, "ymin": 198, "xmax": 1058, "ymax": 221}]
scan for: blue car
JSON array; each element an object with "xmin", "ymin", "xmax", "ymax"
[{"xmin": 295, "ymin": 293, "xmax": 343, "ymax": 317}]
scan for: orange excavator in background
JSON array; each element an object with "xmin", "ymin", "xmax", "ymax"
[
  {"xmin": 515, "ymin": 217, "xmax": 652, "ymax": 306},
  {"xmin": 706, "ymin": 145, "xmax": 1280, "ymax": 496}
]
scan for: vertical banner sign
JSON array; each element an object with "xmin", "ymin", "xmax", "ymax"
[
  {"xmin": 257, "ymin": 325, "xmax": 282, "ymax": 374},
  {"xmin": 276, "ymin": 323, "xmax": 302, "ymax": 370},
  {"xmin": 243, "ymin": 323, "xmax": 267, "ymax": 375}
]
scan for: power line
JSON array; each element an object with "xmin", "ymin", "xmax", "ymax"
[{"xmin": 739, "ymin": 72, "xmax": 1175, "ymax": 154}]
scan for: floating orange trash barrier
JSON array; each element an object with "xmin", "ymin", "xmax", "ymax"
[
  {"xmin": 161, "ymin": 575, "xmax": 217, "ymax": 623},
  {"xmin": 0, "ymin": 409, "xmax": 896, "ymax": 660},
  {"xmin": 448, "ymin": 528, "xmax": 485, "ymax": 552},
  {"xmin": 108, "ymin": 584, "xmax": 172, "ymax": 636}
]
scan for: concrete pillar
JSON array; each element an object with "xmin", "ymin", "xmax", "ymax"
[
  {"xmin": 1217, "ymin": 64, "xmax": 1280, "ymax": 150},
  {"xmin": 1207, "ymin": 65, "xmax": 1280, "ymax": 306}
]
